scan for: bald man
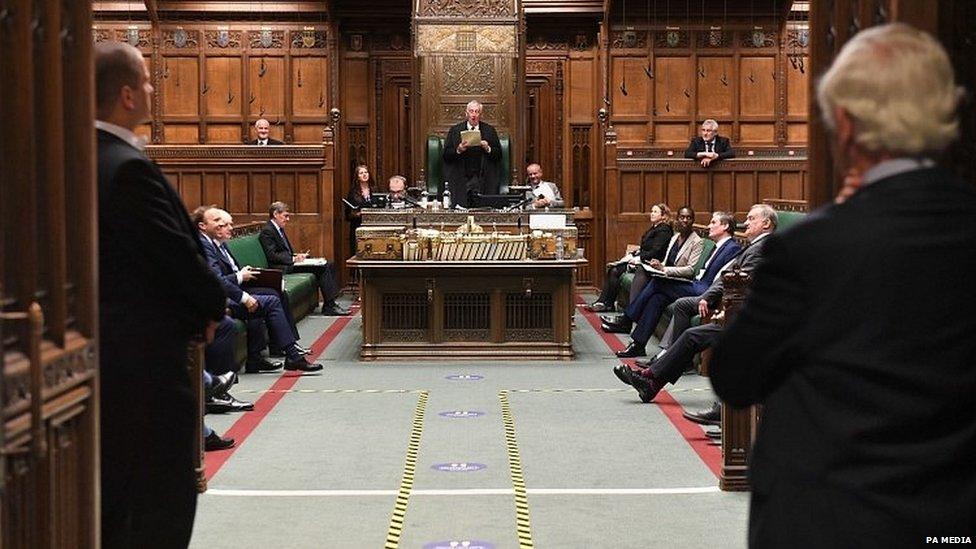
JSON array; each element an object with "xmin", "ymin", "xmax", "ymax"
[
  {"xmin": 96, "ymin": 40, "xmax": 225, "ymax": 548},
  {"xmin": 251, "ymin": 118, "xmax": 283, "ymax": 145}
]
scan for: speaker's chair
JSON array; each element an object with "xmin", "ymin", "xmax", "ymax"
[{"xmin": 425, "ymin": 135, "xmax": 511, "ymax": 196}]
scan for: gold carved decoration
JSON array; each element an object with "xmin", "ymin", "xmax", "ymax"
[
  {"xmin": 444, "ymin": 56, "xmax": 495, "ymax": 94},
  {"xmin": 416, "ymin": 25, "xmax": 516, "ymax": 55},
  {"xmin": 291, "ymin": 30, "xmax": 327, "ymax": 49},
  {"xmin": 418, "ymin": 0, "xmax": 516, "ymax": 18}
]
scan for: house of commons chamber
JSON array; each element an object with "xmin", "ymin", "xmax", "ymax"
[{"xmin": 1, "ymin": 0, "xmax": 975, "ymax": 547}]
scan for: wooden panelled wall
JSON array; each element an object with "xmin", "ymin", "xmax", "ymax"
[
  {"xmin": 607, "ymin": 24, "xmax": 809, "ymax": 148},
  {"xmin": 1, "ymin": 0, "xmax": 99, "ymax": 546},
  {"xmin": 92, "ymin": 22, "xmax": 335, "ymax": 145}
]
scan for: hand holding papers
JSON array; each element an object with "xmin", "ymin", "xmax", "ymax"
[{"xmin": 460, "ymin": 129, "xmax": 482, "ymax": 148}]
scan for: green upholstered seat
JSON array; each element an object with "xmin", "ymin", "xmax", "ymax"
[
  {"xmin": 425, "ymin": 134, "xmax": 511, "ymax": 195},
  {"xmin": 775, "ymin": 210, "xmax": 806, "ymax": 231}
]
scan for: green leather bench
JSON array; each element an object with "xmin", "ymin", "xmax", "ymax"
[{"xmin": 426, "ymin": 134, "xmax": 511, "ymax": 195}]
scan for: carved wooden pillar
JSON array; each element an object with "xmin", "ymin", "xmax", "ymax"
[{"xmin": 718, "ymin": 268, "xmax": 758, "ymax": 491}]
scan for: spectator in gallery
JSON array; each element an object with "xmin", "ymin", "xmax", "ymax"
[
  {"xmin": 251, "ymin": 118, "xmax": 283, "ymax": 145},
  {"xmin": 684, "ymin": 119, "xmax": 734, "ymax": 167}
]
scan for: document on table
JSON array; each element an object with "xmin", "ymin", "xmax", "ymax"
[{"xmin": 640, "ymin": 264, "xmax": 693, "ymax": 283}]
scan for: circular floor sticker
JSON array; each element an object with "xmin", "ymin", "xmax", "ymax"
[
  {"xmin": 438, "ymin": 410, "xmax": 486, "ymax": 419},
  {"xmin": 423, "ymin": 542, "xmax": 495, "ymax": 549},
  {"xmin": 445, "ymin": 374, "xmax": 484, "ymax": 381},
  {"xmin": 431, "ymin": 462, "xmax": 486, "ymax": 473}
]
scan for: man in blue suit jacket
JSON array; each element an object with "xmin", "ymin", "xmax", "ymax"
[
  {"xmin": 608, "ymin": 211, "xmax": 742, "ymax": 357},
  {"xmin": 198, "ymin": 207, "xmax": 321, "ymax": 373}
]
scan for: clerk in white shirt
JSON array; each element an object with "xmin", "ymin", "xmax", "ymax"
[{"xmin": 525, "ymin": 163, "xmax": 565, "ymax": 208}]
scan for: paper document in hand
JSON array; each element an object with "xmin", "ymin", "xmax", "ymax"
[
  {"xmin": 460, "ymin": 129, "xmax": 481, "ymax": 148},
  {"xmin": 640, "ymin": 264, "xmax": 693, "ymax": 282},
  {"xmin": 295, "ymin": 258, "xmax": 327, "ymax": 266}
]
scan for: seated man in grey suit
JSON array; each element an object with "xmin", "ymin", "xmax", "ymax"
[
  {"xmin": 614, "ymin": 203, "xmax": 777, "ymax": 402},
  {"xmin": 525, "ymin": 163, "xmax": 564, "ymax": 208}
]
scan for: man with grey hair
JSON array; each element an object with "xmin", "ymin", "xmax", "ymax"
[
  {"xmin": 96, "ymin": 40, "xmax": 226, "ymax": 547},
  {"xmin": 443, "ymin": 99, "xmax": 503, "ymax": 208},
  {"xmin": 684, "ymin": 119, "xmax": 734, "ymax": 167},
  {"xmin": 712, "ymin": 24, "xmax": 976, "ymax": 545},
  {"xmin": 387, "ymin": 174, "xmax": 408, "ymax": 203},
  {"xmin": 259, "ymin": 201, "xmax": 348, "ymax": 316}
]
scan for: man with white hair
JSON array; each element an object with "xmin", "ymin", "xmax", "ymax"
[
  {"xmin": 443, "ymin": 100, "xmax": 503, "ymax": 207},
  {"xmin": 251, "ymin": 118, "xmax": 283, "ymax": 145},
  {"xmin": 684, "ymin": 119, "xmax": 734, "ymax": 167},
  {"xmin": 711, "ymin": 24, "xmax": 976, "ymax": 546}
]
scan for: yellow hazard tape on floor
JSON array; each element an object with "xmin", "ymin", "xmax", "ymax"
[
  {"xmin": 499, "ymin": 390, "xmax": 534, "ymax": 548},
  {"xmin": 384, "ymin": 390, "xmax": 428, "ymax": 549}
]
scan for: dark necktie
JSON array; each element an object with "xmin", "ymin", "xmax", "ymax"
[
  {"xmin": 706, "ymin": 141, "xmax": 713, "ymax": 153},
  {"xmin": 664, "ymin": 238, "xmax": 683, "ymax": 266},
  {"xmin": 279, "ymin": 227, "xmax": 293, "ymax": 254}
]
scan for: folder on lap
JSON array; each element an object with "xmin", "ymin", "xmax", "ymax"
[{"xmin": 243, "ymin": 268, "xmax": 284, "ymax": 292}]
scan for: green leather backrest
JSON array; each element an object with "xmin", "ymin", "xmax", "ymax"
[
  {"xmin": 776, "ymin": 210, "xmax": 806, "ymax": 232},
  {"xmin": 426, "ymin": 134, "xmax": 510, "ymax": 195},
  {"xmin": 693, "ymin": 238, "xmax": 716, "ymax": 273},
  {"xmin": 226, "ymin": 234, "xmax": 269, "ymax": 269}
]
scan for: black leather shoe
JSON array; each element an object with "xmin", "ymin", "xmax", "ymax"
[
  {"xmin": 208, "ymin": 371, "xmax": 236, "ymax": 398},
  {"xmin": 322, "ymin": 304, "xmax": 350, "ymax": 316},
  {"xmin": 226, "ymin": 394, "xmax": 254, "ymax": 412},
  {"xmin": 284, "ymin": 357, "xmax": 323, "ymax": 372},
  {"xmin": 204, "ymin": 431, "xmax": 235, "ymax": 451},
  {"xmin": 615, "ymin": 342, "xmax": 646, "ymax": 358},
  {"xmin": 705, "ymin": 429, "xmax": 722, "ymax": 440},
  {"xmin": 587, "ymin": 301, "xmax": 610, "ymax": 312},
  {"xmin": 600, "ymin": 314, "xmax": 621, "ymax": 324},
  {"xmin": 245, "ymin": 357, "xmax": 283, "ymax": 373},
  {"xmin": 205, "ymin": 395, "xmax": 235, "ymax": 414},
  {"xmin": 682, "ymin": 402, "xmax": 721, "ymax": 426},
  {"xmin": 612, "ymin": 364, "xmax": 634, "ymax": 386},
  {"xmin": 602, "ymin": 320, "xmax": 633, "ymax": 334},
  {"xmin": 631, "ymin": 372, "xmax": 666, "ymax": 403}
]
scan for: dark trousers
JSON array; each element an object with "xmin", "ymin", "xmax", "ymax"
[
  {"xmin": 250, "ymin": 287, "xmax": 299, "ymax": 340},
  {"xmin": 596, "ymin": 262, "xmax": 629, "ymax": 305},
  {"xmin": 205, "ymin": 315, "xmax": 267, "ymax": 375},
  {"xmin": 100, "ymin": 330, "xmax": 197, "ymax": 549},
  {"xmin": 230, "ymin": 293, "xmax": 297, "ymax": 358},
  {"xmin": 292, "ymin": 262, "xmax": 341, "ymax": 306},
  {"xmin": 626, "ymin": 278, "xmax": 707, "ymax": 346},
  {"xmin": 650, "ymin": 322, "xmax": 721, "ymax": 383}
]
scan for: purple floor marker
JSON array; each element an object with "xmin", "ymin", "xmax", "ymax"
[
  {"xmin": 445, "ymin": 374, "xmax": 484, "ymax": 381},
  {"xmin": 431, "ymin": 462, "xmax": 487, "ymax": 473},
  {"xmin": 423, "ymin": 541, "xmax": 495, "ymax": 549},
  {"xmin": 437, "ymin": 410, "xmax": 486, "ymax": 418}
]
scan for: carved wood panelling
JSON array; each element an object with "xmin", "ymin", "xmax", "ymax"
[
  {"xmin": 444, "ymin": 56, "xmax": 495, "ymax": 94},
  {"xmin": 415, "ymin": 25, "xmax": 517, "ymax": 55},
  {"xmin": 94, "ymin": 22, "xmax": 334, "ymax": 144},
  {"xmin": 418, "ymin": 0, "xmax": 517, "ymax": 18}
]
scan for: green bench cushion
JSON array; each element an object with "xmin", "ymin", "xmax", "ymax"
[{"xmin": 225, "ymin": 234, "xmax": 269, "ymax": 269}]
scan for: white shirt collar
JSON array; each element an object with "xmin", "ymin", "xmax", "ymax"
[
  {"xmin": 96, "ymin": 120, "xmax": 146, "ymax": 151},
  {"xmin": 713, "ymin": 235, "xmax": 731, "ymax": 248},
  {"xmin": 271, "ymin": 219, "xmax": 284, "ymax": 232},
  {"xmin": 862, "ymin": 157, "xmax": 935, "ymax": 187},
  {"xmin": 750, "ymin": 232, "xmax": 771, "ymax": 245}
]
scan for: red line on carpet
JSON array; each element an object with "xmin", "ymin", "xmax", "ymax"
[
  {"xmin": 577, "ymin": 303, "xmax": 722, "ymax": 477},
  {"xmin": 204, "ymin": 311, "xmax": 356, "ymax": 480}
]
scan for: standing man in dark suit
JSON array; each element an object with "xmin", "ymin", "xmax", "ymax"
[
  {"xmin": 251, "ymin": 118, "xmax": 283, "ymax": 145},
  {"xmin": 712, "ymin": 24, "xmax": 976, "ymax": 547},
  {"xmin": 96, "ymin": 41, "xmax": 226, "ymax": 548},
  {"xmin": 684, "ymin": 119, "xmax": 734, "ymax": 168},
  {"xmin": 443, "ymin": 100, "xmax": 503, "ymax": 208},
  {"xmin": 259, "ymin": 201, "xmax": 349, "ymax": 316}
]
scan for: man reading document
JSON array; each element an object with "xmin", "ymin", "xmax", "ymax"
[{"xmin": 443, "ymin": 100, "xmax": 503, "ymax": 208}]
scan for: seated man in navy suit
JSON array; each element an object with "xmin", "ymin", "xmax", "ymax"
[
  {"xmin": 684, "ymin": 119, "xmax": 735, "ymax": 168},
  {"xmin": 615, "ymin": 204, "xmax": 777, "ymax": 401},
  {"xmin": 198, "ymin": 207, "xmax": 320, "ymax": 372},
  {"xmin": 605, "ymin": 211, "xmax": 741, "ymax": 357},
  {"xmin": 259, "ymin": 201, "xmax": 349, "ymax": 316}
]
